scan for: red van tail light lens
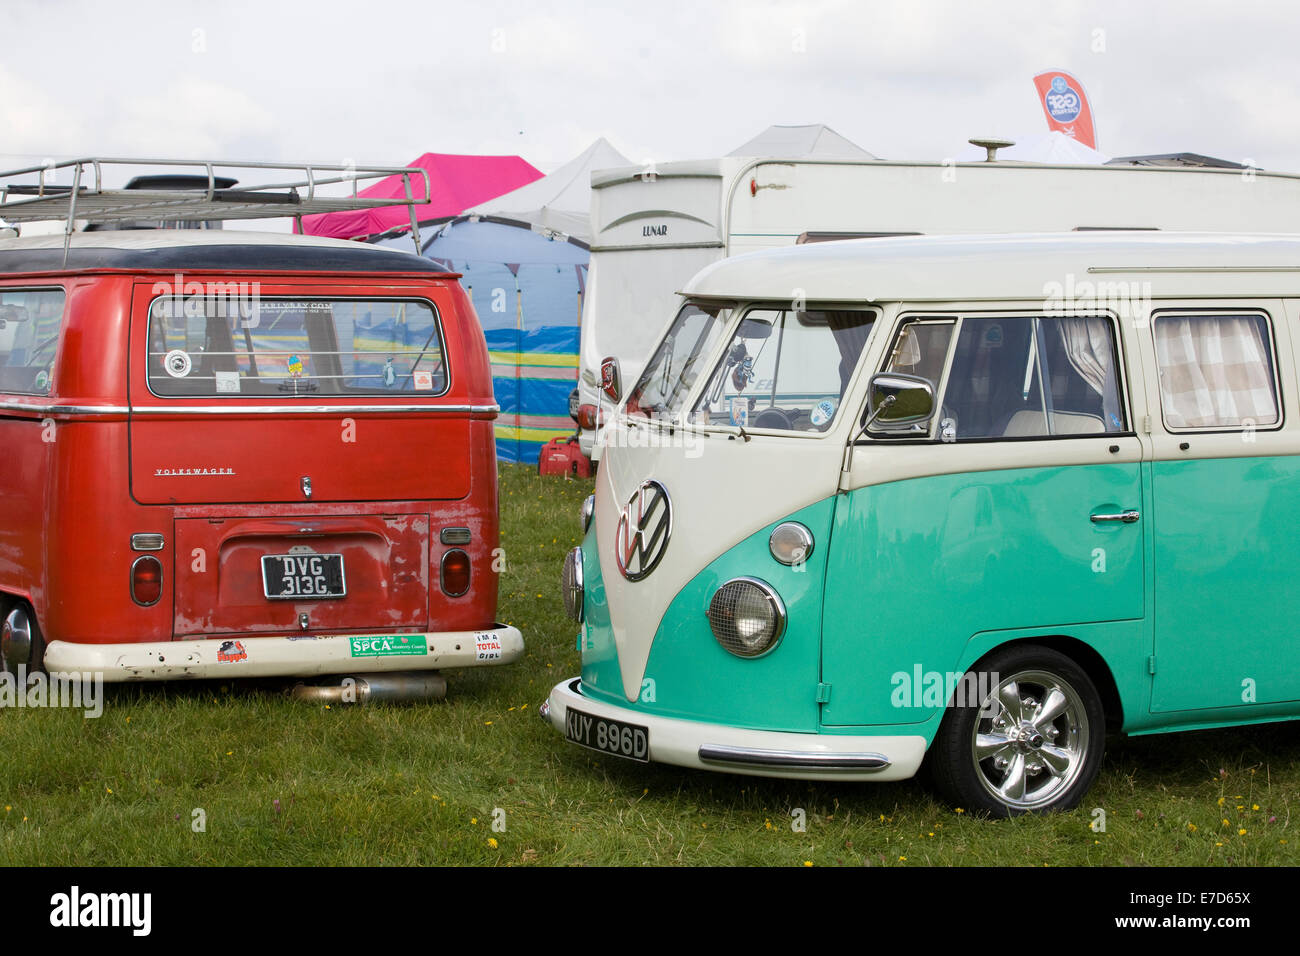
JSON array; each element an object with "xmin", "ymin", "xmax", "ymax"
[
  {"xmin": 131, "ymin": 555, "xmax": 164, "ymax": 607},
  {"xmin": 576, "ymin": 404, "xmax": 598, "ymax": 430},
  {"xmin": 440, "ymin": 549, "xmax": 471, "ymax": 597}
]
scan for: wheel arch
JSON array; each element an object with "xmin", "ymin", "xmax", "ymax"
[{"xmin": 964, "ymin": 634, "xmax": 1124, "ymax": 734}]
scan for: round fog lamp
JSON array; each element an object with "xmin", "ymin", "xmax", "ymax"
[
  {"xmin": 707, "ymin": 577, "xmax": 786, "ymax": 658},
  {"xmin": 769, "ymin": 522, "xmax": 814, "ymax": 566}
]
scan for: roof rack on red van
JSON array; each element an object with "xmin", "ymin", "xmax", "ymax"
[{"xmin": 0, "ymin": 157, "xmax": 431, "ymax": 263}]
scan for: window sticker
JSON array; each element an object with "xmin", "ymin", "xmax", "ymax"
[
  {"xmin": 164, "ymin": 350, "xmax": 192, "ymax": 378},
  {"xmin": 214, "ymin": 371, "xmax": 241, "ymax": 394},
  {"xmin": 810, "ymin": 399, "xmax": 836, "ymax": 427},
  {"xmin": 412, "ymin": 369, "xmax": 434, "ymax": 390}
]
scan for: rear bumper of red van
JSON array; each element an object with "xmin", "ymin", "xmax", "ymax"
[{"xmin": 43, "ymin": 624, "xmax": 523, "ymax": 682}]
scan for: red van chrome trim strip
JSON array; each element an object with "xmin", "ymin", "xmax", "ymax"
[
  {"xmin": 0, "ymin": 402, "xmax": 130, "ymax": 416},
  {"xmin": 127, "ymin": 403, "xmax": 500, "ymax": 416}
]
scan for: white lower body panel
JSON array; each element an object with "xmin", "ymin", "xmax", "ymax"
[
  {"xmin": 44, "ymin": 624, "xmax": 523, "ymax": 683},
  {"xmin": 544, "ymin": 677, "xmax": 927, "ymax": 782}
]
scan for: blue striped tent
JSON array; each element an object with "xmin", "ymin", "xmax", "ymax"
[{"xmin": 382, "ymin": 217, "xmax": 586, "ymax": 463}]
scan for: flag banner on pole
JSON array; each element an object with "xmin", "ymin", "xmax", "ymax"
[{"xmin": 1032, "ymin": 70, "xmax": 1097, "ymax": 149}]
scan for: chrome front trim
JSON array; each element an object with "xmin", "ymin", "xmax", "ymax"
[{"xmin": 698, "ymin": 744, "xmax": 892, "ymax": 772}]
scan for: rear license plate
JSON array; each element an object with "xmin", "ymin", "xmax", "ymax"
[
  {"xmin": 261, "ymin": 553, "xmax": 346, "ymax": 600},
  {"xmin": 564, "ymin": 706, "xmax": 649, "ymax": 762}
]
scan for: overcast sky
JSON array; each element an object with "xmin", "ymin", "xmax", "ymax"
[{"xmin": 3, "ymin": 0, "xmax": 1300, "ymax": 179}]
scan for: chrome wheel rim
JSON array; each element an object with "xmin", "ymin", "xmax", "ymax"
[{"xmin": 971, "ymin": 669, "xmax": 1089, "ymax": 811}]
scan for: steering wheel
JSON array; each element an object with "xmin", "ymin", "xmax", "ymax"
[{"xmin": 752, "ymin": 407, "xmax": 793, "ymax": 430}]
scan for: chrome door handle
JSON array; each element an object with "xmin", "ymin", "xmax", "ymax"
[{"xmin": 1090, "ymin": 510, "xmax": 1140, "ymax": 524}]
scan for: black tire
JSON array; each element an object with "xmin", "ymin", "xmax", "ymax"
[{"xmin": 928, "ymin": 644, "xmax": 1105, "ymax": 817}]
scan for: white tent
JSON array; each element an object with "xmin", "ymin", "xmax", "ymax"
[
  {"xmin": 464, "ymin": 137, "xmax": 630, "ymax": 244},
  {"xmin": 728, "ymin": 124, "xmax": 876, "ymax": 160},
  {"xmin": 956, "ymin": 131, "xmax": 1110, "ymax": 165}
]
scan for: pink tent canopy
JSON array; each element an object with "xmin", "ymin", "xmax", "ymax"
[{"xmin": 297, "ymin": 152, "xmax": 543, "ymax": 240}]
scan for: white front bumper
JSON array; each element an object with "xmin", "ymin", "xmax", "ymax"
[
  {"xmin": 44, "ymin": 624, "xmax": 524, "ymax": 683},
  {"xmin": 544, "ymin": 677, "xmax": 927, "ymax": 782}
]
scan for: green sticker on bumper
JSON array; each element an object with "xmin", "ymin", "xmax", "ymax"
[{"xmin": 349, "ymin": 635, "xmax": 428, "ymax": 657}]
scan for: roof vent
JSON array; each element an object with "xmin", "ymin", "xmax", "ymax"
[{"xmin": 968, "ymin": 138, "xmax": 1016, "ymax": 162}]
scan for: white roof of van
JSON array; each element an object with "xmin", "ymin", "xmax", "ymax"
[{"xmin": 680, "ymin": 232, "xmax": 1300, "ymax": 302}]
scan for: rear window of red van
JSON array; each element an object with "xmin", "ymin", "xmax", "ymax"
[
  {"xmin": 0, "ymin": 288, "xmax": 65, "ymax": 395},
  {"xmin": 147, "ymin": 296, "xmax": 447, "ymax": 398}
]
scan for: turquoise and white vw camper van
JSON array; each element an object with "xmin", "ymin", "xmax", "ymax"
[{"xmin": 542, "ymin": 231, "xmax": 1300, "ymax": 816}]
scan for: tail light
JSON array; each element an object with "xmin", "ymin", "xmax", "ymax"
[
  {"xmin": 576, "ymin": 403, "xmax": 598, "ymax": 430},
  {"xmin": 131, "ymin": 555, "xmax": 164, "ymax": 607},
  {"xmin": 440, "ymin": 549, "xmax": 471, "ymax": 597}
]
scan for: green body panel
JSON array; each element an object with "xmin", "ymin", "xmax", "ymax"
[
  {"xmin": 1150, "ymin": 454, "xmax": 1300, "ymax": 711},
  {"xmin": 821, "ymin": 463, "xmax": 1146, "ymax": 726},
  {"xmin": 576, "ymin": 453, "xmax": 1300, "ymax": 746},
  {"xmin": 580, "ymin": 500, "xmax": 835, "ymax": 732}
]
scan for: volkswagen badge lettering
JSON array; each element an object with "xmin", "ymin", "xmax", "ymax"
[{"xmin": 614, "ymin": 480, "xmax": 672, "ymax": 582}]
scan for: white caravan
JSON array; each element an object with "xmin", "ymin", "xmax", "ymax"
[{"xmin": 576, "ymin": 154, "xmax": 1300, "ymax": 457}]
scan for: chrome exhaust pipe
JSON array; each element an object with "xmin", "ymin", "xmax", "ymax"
[{"xmin": 290, "ymin": 672, "xmax": 447, "ymax": 704}]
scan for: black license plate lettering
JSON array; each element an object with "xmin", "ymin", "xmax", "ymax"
[{"xmin": 564, "ymin": 706, "xmax": 649, "ymax": 763}]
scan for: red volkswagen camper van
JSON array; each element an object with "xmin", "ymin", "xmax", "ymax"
[{"xmin": 0, "ymin": 160, "xmax": 521, "ymax": 686}]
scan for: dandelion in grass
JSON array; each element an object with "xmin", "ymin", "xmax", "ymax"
[{"xmin": 488, "ymin": 838, "xmax": 499, "ymax": 849}]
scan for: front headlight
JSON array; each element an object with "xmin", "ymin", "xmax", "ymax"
[
  {"xmin": 707, "ymin": 577, "xmax": 786, "ymax": 658},
  {"xmin": 562, "ymin": 546, "xmax": 585, "ymax": 623}
]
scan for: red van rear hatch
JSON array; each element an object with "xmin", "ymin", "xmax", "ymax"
[
  {"xmin": 122, "ymin": 276, "xmax": 499, "ymax": 640},
  {"xmin": 128, "ymin": 283, "xmax": 476, "ymax": 505},
  {"xmin": 172, "ymin": 514, "xmax": 430, "ymax": 636}
]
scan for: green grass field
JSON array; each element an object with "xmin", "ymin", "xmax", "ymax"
[{"xmin": 0, "ymin": 464, "xmax": 1296, "ymax": 866}]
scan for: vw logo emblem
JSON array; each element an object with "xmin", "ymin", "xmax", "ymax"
[{"xmin": 614, "ymin": 480, "xmax": 672, "ymax": 582}]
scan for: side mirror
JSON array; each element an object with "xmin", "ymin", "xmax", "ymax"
[
  {"xmin": 600, "ymin": 356, "xmax": 621, "ymax": 403},
  {"xmin": 864, "ymin": 373, "xmax": 935, "ymax": 431},
  {"xmin": 568, "ymin": 387, "xmax": 581, "ymax": 424}
]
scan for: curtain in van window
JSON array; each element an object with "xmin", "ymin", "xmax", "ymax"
[
  {"xmin": 1058, "ymin": 316, "xmax": 1123, "ymax": 429},
  {"xmin": 1153, "ymin": 315, "xmax": 1278, "ymax": 428}
]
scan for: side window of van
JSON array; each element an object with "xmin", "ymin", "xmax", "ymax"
[
  {"xmin": 147, "ymin": 297, "xmax": 446, "ymax": 398},
  {"xmin": 1151, "ymin": 312, "xmax": 1279, "ymax": 430},
  {"xmin": 880, "ymin": 315, "xmax": 1126, "ymax": 440},
  {"xmin": 0, "ymin": 288, "xmax": 65, "ymax": 395}
]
